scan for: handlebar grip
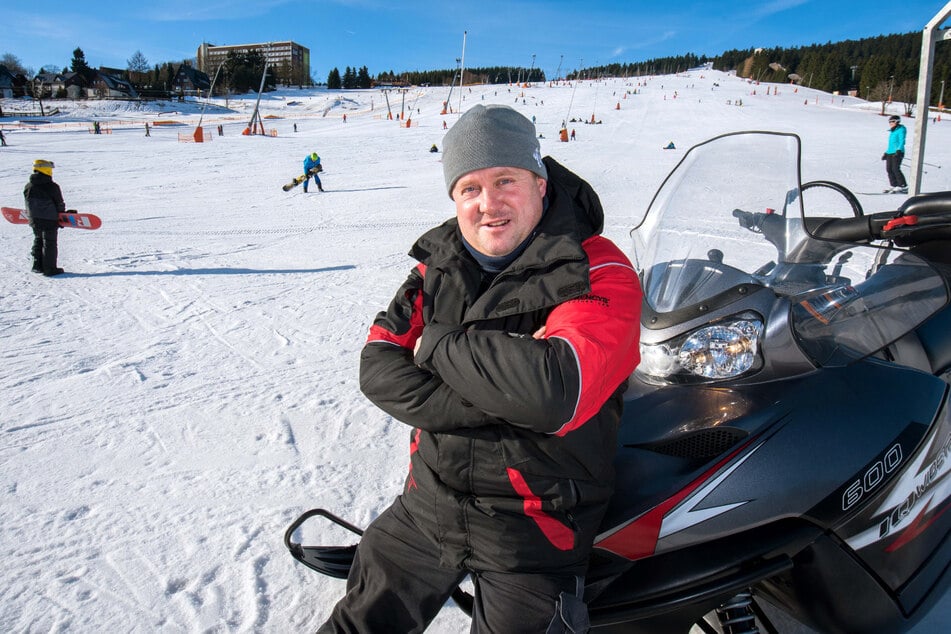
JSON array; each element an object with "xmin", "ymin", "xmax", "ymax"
[
  {"xmin": 732, "ymin": 208, "xmax": 759, "ymax": 230},
  {"xmin": 808, "ymin": 213, "xmax": 894, "ymax": 242}
]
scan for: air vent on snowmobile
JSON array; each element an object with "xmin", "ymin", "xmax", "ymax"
[{"xmin": 636, "ymin": 427, "xmax": 748, "ymax": 459}]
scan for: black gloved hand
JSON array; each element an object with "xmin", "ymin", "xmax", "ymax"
[{"xmin": 882, "ymin": 153, "xmax": 887, "ymax": 160}]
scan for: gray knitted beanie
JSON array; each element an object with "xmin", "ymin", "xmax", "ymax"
[{"xmin": 442, "ymin": 104, "xmax": 547, "ymax": 197}]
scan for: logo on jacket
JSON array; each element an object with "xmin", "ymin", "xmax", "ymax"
[{"xmin": 571, "ymin": 293, "xmax": 610, "ymax": 307}]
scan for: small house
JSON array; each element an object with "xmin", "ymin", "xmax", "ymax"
[
  {"xmin": 88, "ymin": 71, "xmax": 138, "ymax": 99},
  {"xmin": 172, "ymin": 64, "xmax": 212, "ymax": 97},
  {"xmin": 31, "ymin": 71, "xmax": 86, "ymax": 99},
  {"xmin": 0, "ymin": 65, "xmax": 17, "ymax": 98}
]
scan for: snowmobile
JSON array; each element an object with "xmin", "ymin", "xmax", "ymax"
[{"xmin": 285, "ymin": 131, "xmax": 951, "ymax": 633}]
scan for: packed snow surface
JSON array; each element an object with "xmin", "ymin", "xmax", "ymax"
[{"xmin": 1, "ymin": 71, "xmax": 948, "ymax": 632}]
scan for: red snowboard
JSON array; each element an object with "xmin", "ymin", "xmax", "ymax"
[{"xmin": 2, "ymin": 206, "xmax": 102, "ymax": 230}]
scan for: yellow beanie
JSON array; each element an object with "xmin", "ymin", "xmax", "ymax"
[{"xmin": 33, "ymin": 159, "xmax": 54, "ymax": 177}]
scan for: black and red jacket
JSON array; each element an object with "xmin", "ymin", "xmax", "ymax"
[
  {"xmin": 359, "ymin": 157, "xmax": 642, "ymax": 574},
  {"xmin": 23, "ymin": 172, "xmax": 66, "ymax": 223}
]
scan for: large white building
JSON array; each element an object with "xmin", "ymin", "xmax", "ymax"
[{"xmin": 196, "ymin": 41, "xmax": 310, "ymax": 86}]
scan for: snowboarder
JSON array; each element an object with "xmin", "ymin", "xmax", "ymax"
[
  {"xmin": 23, "ymin": 159, "xmax": 67, "ymax": 276},
  {"xmin": 302, "ymin": 152, "xmax": 323, "ymax": 192},
  {"xmin": 317, "ymin": 104, "xmax": 642, "ymax": 632},
  {"xmin": 883, "ymin": 115, "xmax": 908, "ymax": 194}
]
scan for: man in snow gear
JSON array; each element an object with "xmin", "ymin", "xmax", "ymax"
[
  {"xmin": 318, "ymin": 104, "xmax": 642, "ymax": 632},
  {"xmin": 23, "ymin": 159, "xmax": 66, "ymax": 276},
  {"xmin": 883, "ymin": 115, "xmax": 907, "ymax": 193},
  {"xmin": 303, "ymin": 152, "xmax": 323, "ymax": 192}
]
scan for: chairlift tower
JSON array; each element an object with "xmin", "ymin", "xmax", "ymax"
[{"xmin": 909, "ymin": 2, "xmax": 951, "ymax": 194}]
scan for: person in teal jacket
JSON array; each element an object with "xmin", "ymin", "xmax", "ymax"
[
  {"xmin": 882, "ymin": 115, "xmax": 907, "ymax": 193},
  {"xmin": 302, "ymin": 152, "xmax": 323, "ymax": 192}
]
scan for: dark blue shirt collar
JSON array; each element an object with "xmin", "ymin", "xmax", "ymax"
[{"xmin": 460, "ymin": 196, "xmax": 549, "ymax": 273}]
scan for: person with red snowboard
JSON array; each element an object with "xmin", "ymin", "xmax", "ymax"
[{"xmin": 23, "ymin": 159, "xmax": 67, "ymax": 276}]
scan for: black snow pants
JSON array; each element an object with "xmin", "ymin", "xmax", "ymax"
[
  {"xmin": 30, "ymin": 218, "xmax": 59, "ymax": 274},
  {"xmin": 886, "ymin": 151, "xmax": 907, "ymax": 187},
  {"xmin": 316, "ymin": 497, "xmax": 590, "ymax": 633}
]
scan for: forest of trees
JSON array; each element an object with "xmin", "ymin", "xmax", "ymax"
[
  {"xmin": 325, "ymin": 65, "xmax": 544, "ymax": 88},
  {"xmin": 571, "ymin": 53, "xmax": 712, "ymax": 80},
  {"xmin": 326, "ymin": 66, "xmax": 373, "ymax": 89},
  {"xmin": 220, "ymin": 49, "xmax": 275, "ymax": 93},
  {"xmin": 579, "ymin": 32, "xmax": 950, "ymax": 107}
]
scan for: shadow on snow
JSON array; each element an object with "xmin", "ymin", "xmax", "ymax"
[{"xmin": 61, "ymin": 265, "xmax": 357, "ymax": 278}]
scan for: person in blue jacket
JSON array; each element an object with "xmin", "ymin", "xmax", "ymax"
[
  {"xmin": 303, "ymin": 152, "xmax": 324, "ymax": 192},
  {"xmin": 882, "ymin": 115, "xmax": 907, "ymax": 194}
]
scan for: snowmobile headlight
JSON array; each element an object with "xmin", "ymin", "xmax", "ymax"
[{"xmin": 638, "ymin": 317, "xmax": 764, "ymax": 383}]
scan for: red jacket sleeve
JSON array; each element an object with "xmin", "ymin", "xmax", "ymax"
[{"xmin": 542, "ymin": 236, "xmax": 641, "ymax": 435}]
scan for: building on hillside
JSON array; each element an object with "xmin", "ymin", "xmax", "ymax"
[
  {"xmin": 0, "ymin": 65, "xmax": 18, "ymax": 98},
  {"xmin": 32, "ymin": 72, "xmax": 87, "ymax": 99},
  {"xmin": 172, "ymin": 64, "xmax": 212, "ymax": 97},
  {"xmin": 196, "ymin": 41, "xmax": 310, "ymax": 87},
  {"xmin": 88, "ymin": 70, "xmax": 138, "ymax": 99}
]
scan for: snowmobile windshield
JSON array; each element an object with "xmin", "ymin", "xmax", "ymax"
[{"xmin": 630, "ymin": 131, "xmax": 948, "ymax": 367}]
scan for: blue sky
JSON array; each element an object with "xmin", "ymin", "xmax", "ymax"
[{"xmin": 4, "ymin": 1, "xmax": 950, "ymax": 81}]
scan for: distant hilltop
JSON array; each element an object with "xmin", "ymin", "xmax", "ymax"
[{"xmin": 2, "ymin": 30, "xmax": 948, "ymax": 106}]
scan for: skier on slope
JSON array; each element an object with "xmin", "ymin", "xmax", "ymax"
[
  {"xmin": 302, "ymin": 152, "xmax": 324, "ymax": 193},
  {"xmin": 23, "ymin": 159, "xmax": 67, "ymax": 276},
  {"xmin": 882, "ymin": 115, "xmax": 908, "ymax": 194}
]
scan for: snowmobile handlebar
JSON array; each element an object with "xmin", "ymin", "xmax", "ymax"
[{"xmin": 734, "ymin": 192, "xmax": 951, "ymax": 247}]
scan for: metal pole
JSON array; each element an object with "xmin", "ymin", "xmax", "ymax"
[
  {"xmin": 909, "ymin": 2, "xmax": 951, "ymax": 195},
  {"xmin": 248, "ymin": 60, "xmax": 269, "ymax": 133},
  {"xmin": 458, "ymin": 31, "xmax": 467, "ymax": 113}
]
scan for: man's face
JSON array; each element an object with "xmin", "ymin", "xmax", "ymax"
[{"xmin": 451, "ymin": 166, "xmax": 547, "ymax": 257}]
